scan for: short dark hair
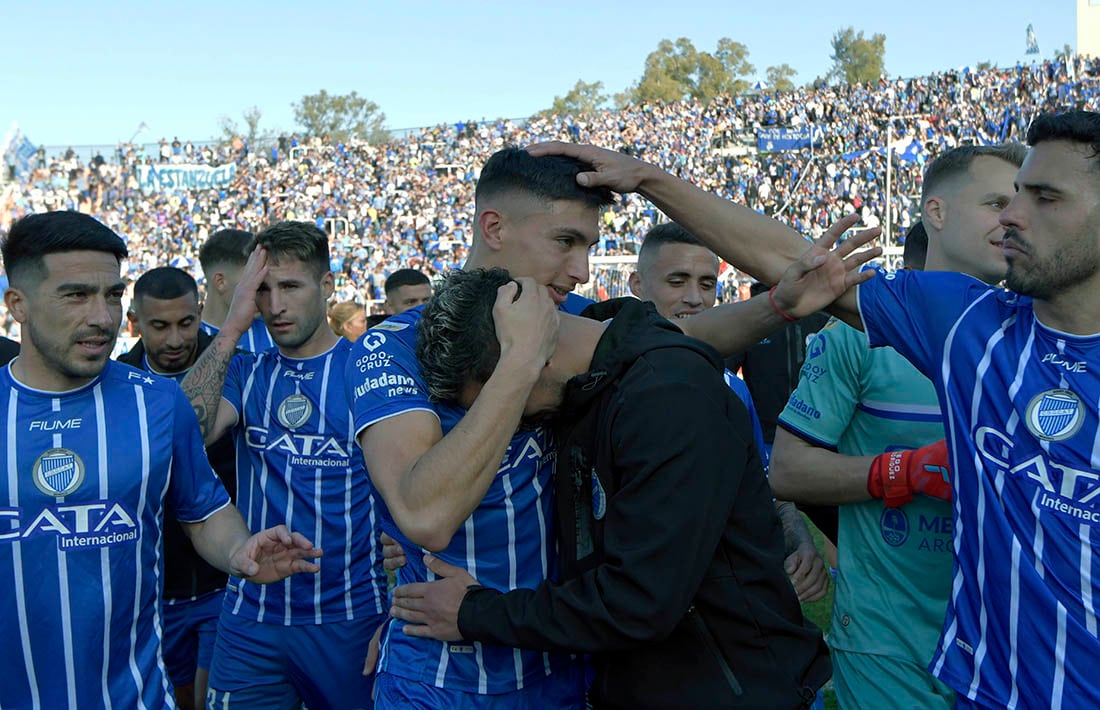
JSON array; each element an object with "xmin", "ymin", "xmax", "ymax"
[
  {"xmin": 637, "ymin": 222, "xmax": 713, "ymax": 274},
  {"xmin": 198, "ymin": 228, "xmax": 253, "ymax": 275},
  {"xmin": 385, "ymin": 268, "xmax": 430, "ymax": 295},
  {"xmin": 902, "ymin": 221, "xmax": 928, "ymax": 271},
  {"xmin": 416, "ymin": 269, "xmax": 512, "ymax": 402},
  {"xmin": 475, "ymin": 147, "xmax": 616, "ymax": 211},
  {"xmin": 133, "ymin": 266, "xmax": 198, "ymax": 305},
  {"xmin": 1027, "ymin": 111, "xmax": 1100, "ymax": 161},
  {"xmin": 2, "ymin": 211, "xmax": 128, "ymax": 288},
  {"xmin": 250, "ymin": 221, "xmax": 329, "ymax": 278},
  {"xmin": 921, "ymin": 143, "xmax": 1027, "ymax": 206}
]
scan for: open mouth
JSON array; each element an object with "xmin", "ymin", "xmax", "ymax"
[{"xmin": 546, "ymin": 285, "xmax": 571, "ymax": 305}]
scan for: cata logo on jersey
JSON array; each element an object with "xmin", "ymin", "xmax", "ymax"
[
  {"xmin": 32, "ymin": 448, "xmax": 85, "ymax": 497},
  {"xmin": 1, "ymin": 500, "xmax": 140, "ymax": 550},
  {"xmin": 1024, "ymin": 388, "xmax": 1084, "ymax": 442}
]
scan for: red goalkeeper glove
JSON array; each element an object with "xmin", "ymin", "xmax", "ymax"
[{"xmin": 867, "ymin": 440, "xmax": 952, "ymax": 508}]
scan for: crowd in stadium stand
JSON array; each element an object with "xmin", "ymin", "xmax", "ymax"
[{"xmin": 1, "ymin": 55, "xmax": 1097, "ymax": 340}]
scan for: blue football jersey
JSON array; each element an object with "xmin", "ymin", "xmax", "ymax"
[
  {"xmin": 221, "ymin": 340, "xmax": 386, "ymax": 626},
  {"xmin": 561, "ymin": 292, "xmax": 594, "ymax": 315},
  {"xmin": 347, "ymin": 308, "xmax": 582, "ymax": 695},
  {"xmin": 0, "ymin": 360, "xmax": 230, "ymax": 708},
  {"xmin": 201, "ymin": 317, "xmax": 275, "ymax": 354},
  {"xmin": 724, "ymin": 370, "xmax": 769, "ymax": 470},
  {"xmin": 859, "ymin": 269, "xmax": 1100, "ymax": 708}
]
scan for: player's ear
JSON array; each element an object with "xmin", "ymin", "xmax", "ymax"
[
  {"xmin": 923, "ymin": 196, "xmax": 946, "ymax": 232},
  {"xmin": 628, "ymin": 271, "xmax": 645, "ymax": 300},
  {"xmin": 321, "ymin": 271, "xmax": 335, "ymax": 301},
  {"xmin": 126, "ymin": 310, "xmax": 141, "ymax": 336},
  {"xmin": 3, "ymin": 287, "xmax": 29, "ymax": 324},
  {"xmin": 478, "ymin": 208, "xmax": 504, "ymax": 252}
]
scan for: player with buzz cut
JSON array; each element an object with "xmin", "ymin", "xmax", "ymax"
[
  {"xmin": 532, "ymin": 115, "xmax": 1100, "ymax": 707},
  {"xmin": 118, "ymin": 266, "xmax": 239, "ymax": 710},
  {"xmin": 0, "ymin": 211, "xmax": 320, "ymax": 709},
  {"xmin": 182, "ymin": 220, "xmax": 387, "ymax": 709},
  {"xmin": 384, "ymin": 268, "xmax": 433, "ymax": 315},
  {"xmin": 198, "ymin": 228, "xmax": 276, "ymax": 353}
]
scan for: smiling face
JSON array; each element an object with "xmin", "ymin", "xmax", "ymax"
[
  {"xmin": 926, "ymin": 155, "xmax": 1017, "ymax": 283},
  {"xmin": 999, "ymin": 140, "xmax": 1100, "ymax": 301},
  {"xmin": 629, "ymin": 242, "xmax": 719, "ymax": 320},
  {"xmin": 6, "ymin": 250, "xmax": 125, "ymax": 390}
]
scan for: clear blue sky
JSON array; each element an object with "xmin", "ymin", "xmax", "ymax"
[{"xmin": 0, "ymin": 0, "xmax": 1077, "ymax": 148}]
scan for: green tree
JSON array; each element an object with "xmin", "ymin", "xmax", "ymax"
[
  {"xmin": 975, "ymin": 60, "xmax": 996, "ymax": 72},
  {"xmin": 828, "ymin": 27, "xmax": 886, "ymax": 85},
  {"xmin": 765, "ymin": 64, "xmax": 798, "ymax": 93},
  {"xmin": 292, "ymin": 90, "xmax": 389, "ymax": 143},
  {"xmin": 541, "ymin": 79, "xmax": 608, "ymax": 117},
  {"xmin": 218, "ymin": 105, "xmax": 268, "ymax": 145},
  {"xmin": 625, "ymin": 37, "xmax": 755, "ymax": 104}
]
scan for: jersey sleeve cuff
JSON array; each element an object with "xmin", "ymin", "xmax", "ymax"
[
  {"xmin": 353, "ymin": 407, "xmax": 441, "ymax": 443},
  {"xmin": 776, "ymin": 420, "xmax": 840, "ymax": 452}
]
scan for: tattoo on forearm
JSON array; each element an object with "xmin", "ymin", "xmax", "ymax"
[
  {"xmin": 775, "ymin": 501, "xmax": 811, "ymax": 554},
  {"xmin": 181, "ymin": 336, "xmax": 237, "ymax": 438}
]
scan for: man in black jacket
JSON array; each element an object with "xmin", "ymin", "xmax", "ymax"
[
  {"xmin": 392, "ymin": 268, "xmax": 830, "ymax": 709},
  {"xmin": 118, "ymin": 266, "xmax": 237, "ymax": 710}
]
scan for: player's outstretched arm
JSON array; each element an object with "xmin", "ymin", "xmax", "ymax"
[
  {"xmin": 770, "ymin": 427, "xmax": 881, "ymax": 505},
  {"xmin": 770, "ymin": 428, "xmax": 952, "ymax": 507},
  {"xmin": 527, "ymin": 142, "xmax": 872, "ymax": 328},
  {"xmin": 679, "ymin": 223, "xmax": 879, "ymax": 354},
  {"xmin": 183, "ymin": 506, "xmax": 321, "ymax": 583},
  {"xmin": 181, "ymin": 247, "xmax": 267, "ymax": 443},
  {"xmin": 359, "ymin": 278, "xmax": 559, "ymax": 552}
]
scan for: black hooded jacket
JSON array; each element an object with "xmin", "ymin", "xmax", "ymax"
[
  {"xmin": 458, "ymin": 300, "xmax": 829, "ymax": 708},
  {"xmin": 118, "ymin": 330, "xmax": 237, "ymax": 600}
]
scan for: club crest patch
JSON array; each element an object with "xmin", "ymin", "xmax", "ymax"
[
  {"xmin": 33, "ymin": 448, "xmax": 85, "ymax": 497},
  {"xmin": 591, "ymin": 468, "xmax": 606, "ymax": 521},
  {"xmin": 880, "ymin": 507, "xmax": 909, "ymax": 547},
  {"xmin": 277, "ymin": 394, "xmax": 313, "ymax": 430},
  {"xmin": 1025, "ymin": 388, "xmax": 1084, "ymax": 442}
]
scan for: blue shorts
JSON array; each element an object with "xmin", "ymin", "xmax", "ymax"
[
  {"xmin": 162, "ymin": 589, "xmax": 223, "ymax": 687},
  {"xmin": 206, "ymin": 611, "xmax": 385, "ymax": 710},
  {"xmin": 373, "ymin": 663, "xmax": 586, "ymax": 709}
]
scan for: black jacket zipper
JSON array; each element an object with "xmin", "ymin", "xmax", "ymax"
[{"xmin": 687, "ymin": 605, "xmax": 743, "ymax": 697}]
